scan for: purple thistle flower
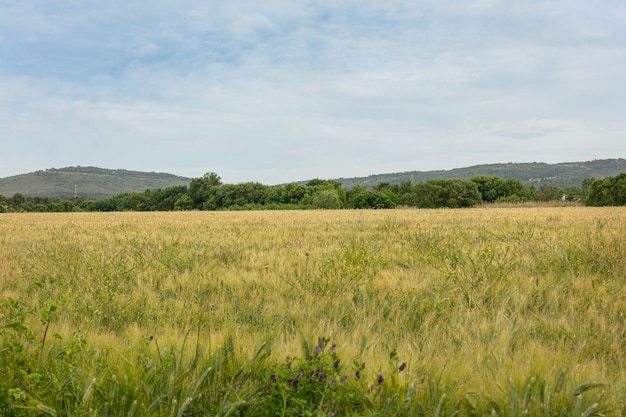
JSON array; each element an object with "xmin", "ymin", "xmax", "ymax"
[
  {"xmin": 355, "ymin": 371, "xmax": 361, "ymax": 380},
  {"xmin": 377, "ymin": 374, "xmax": 384, "ymax": 384},
  {"xmin": 314, "ymin": 337, "xmax": 327, "ymax": 355},
  {"xmin": 270, "ymin": 374, "xmax": 277, "ymax": 383},
  {"xmin": 334, "ymin": 359, "xmax": 340, "ymax": 369},
  {"xmin": 398, "ymin": 362, "xmax": 407, "ymax": 372}
]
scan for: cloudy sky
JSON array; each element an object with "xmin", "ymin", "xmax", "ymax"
[{"xmin": 1, "ymin": 1, "xmax": 625, "ymax": 184}]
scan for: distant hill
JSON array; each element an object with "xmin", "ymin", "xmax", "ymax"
[
  {"xmin": 334, "ymin": 159, "xmax": 626, "ymax": 189},
  {"xmin": 3, "ymin": 159, "xmax": 625, "ymax": 200},
  {"xmin": 0, "ymin": 166, "xmax": 192, "ymax": 199}
]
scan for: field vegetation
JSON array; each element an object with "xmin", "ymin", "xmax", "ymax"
[{"xmin": 1, "ymin": 208, "xmax": 625, "ymax": 416}]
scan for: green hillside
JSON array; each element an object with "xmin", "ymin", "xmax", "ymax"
[
  {"xmin": 334, "ymin": 158, "xmax": 626, "ymax": 189},
  {"xmin": 2, "ymin": 159, "xmax": 625, "ymax": 200},
  {"xmin": 0, "ymin": 166, "xmax": 191, "ymax": 199}
]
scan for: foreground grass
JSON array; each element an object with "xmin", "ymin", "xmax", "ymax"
[{"xmin": 1, "ymin": 208, "xmax": 625, "ymax": 416}]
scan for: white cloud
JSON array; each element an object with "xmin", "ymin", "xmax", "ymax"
[{"xmin": 1, "ymin": 0, "xmax": 625, "ymax": 183}]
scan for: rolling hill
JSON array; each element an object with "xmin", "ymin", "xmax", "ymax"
[
  {"xmin": 0, "ymin": 166, "xmax": 191, "ymax": 199},
  {"xmin": 2, "ymin": 159, "xmax": 625, "ymax": 199},
  {"xmin": 333, "ymin": 158, "xmax": 626, "ymax": 189}
]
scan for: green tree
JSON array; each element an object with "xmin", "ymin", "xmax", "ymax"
[
  {"xmin": 346, "ymin": 185, "xmax": 366, "ymax": 208},
  {"xmin": 188, "ymin": 172, "xmax": 222, "ymax": 209},
  {"xmin": 306, "ymin": 178, "xmax": 341, "ymax": 188},
  {"xmin": 353, "ymin": 190, "xmax": 395, "ymax": 209},
  {"xmin": 279, "ymin": 183, "xmax": 311, "ymax": 206},
  {"xmin": 581, "ymin": 178, "xmax": 594, "ymax": 202},
  {"xmin": 10, "ymin": 193, "xmax": 25, "ymax": 206},
  {"xmin": 312, "ymin": 189, "xmax": 342, "ymax": 209},
  {"xmin": 471, "ymin": 176, "xmax": 533, "ymax": 203},
  {"xmin": 471, "ymin": 176, "xmax": 502, "ymax": 202},
  {"xmin": 413, "ymin": 179, "xmax": 481, "ymax": 208},
  {"xmin": 308, "ymin": 179, "xmax": 347, "ymax": 207},
  {"xmin": 562, "ymin": 186, "xmax": 582, "ymax": 202},
  {"xmin": 174, "ymin": 194, "xmax": 194, "ymax": 210},
  {"xmin": 224, "ymin": 182, "xmax": 270, "ymax": 208},
  {"xmin": 535, "ymin": 184, "xmax": 562, "ymax": 202},
  {"xmin": 585, "ymin": 173, "xmax": 626, "ymax": 206},
  {"xmin": 373, "ymin": 182, "xmax": 399, "ymax": 205}
]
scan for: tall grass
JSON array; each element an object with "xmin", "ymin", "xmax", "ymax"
[{"xmin": 1, "ymin": 208, "xmax": 625, "ymax": 415}]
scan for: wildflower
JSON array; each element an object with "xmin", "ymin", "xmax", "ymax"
[
  {"xmin": 377, "ymin": 374, "xmax": 384, "ymax": 384},
  {"xmin": 333, "ymin": 359, "xmax": 340, "ymax": 369},
  {"xmin": 314, "ymin": 337, "xmax": 326, "ymax": 354},
  {"xmin": 270, "ymin": 374, "xmax": 277, "ymax": 383},
  {"xmin": 398, "ymin": 362, "xmax": 407, "ymax": 372},
  {"xmin": 355, "ymin": 371, "xmax": 361, "ymax": 380},
  {"xmin": 329, "ymin": 344, "xmax": 336, "ymax": 353}
]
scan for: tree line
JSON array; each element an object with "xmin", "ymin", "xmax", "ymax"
[{"xmin": 1, "ymin": 172, "xmax": 624, "ymax": 213}]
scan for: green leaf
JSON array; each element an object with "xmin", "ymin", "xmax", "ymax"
[{"xmin": 572, "ymin": 382, "xmax": 604, "ymax": 397}]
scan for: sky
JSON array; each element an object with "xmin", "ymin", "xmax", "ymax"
[{"xmin": 1, "ymin": 1, "xmax": 625, "ymax": 184}]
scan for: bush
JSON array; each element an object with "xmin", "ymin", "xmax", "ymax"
[
  {"xmin": 312, "ymin": 190, "xmax": 342, "ymax": 209},
  {"xmin": 259, "ymin": 338, "xmax": 368, "ymax": 416}
]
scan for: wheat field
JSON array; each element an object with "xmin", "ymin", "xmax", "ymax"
[{"xmin": 1, "ymin": 208, "xmax": 625, "ymax": 416}]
